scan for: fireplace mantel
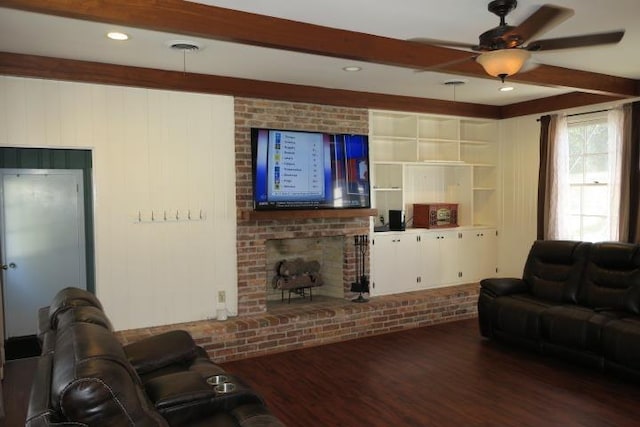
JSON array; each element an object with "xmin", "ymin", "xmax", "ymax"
[{"xmin": 242, "ymin": 208, "xmax": 377, "ymax": 221}]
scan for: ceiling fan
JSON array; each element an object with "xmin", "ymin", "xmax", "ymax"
[{"xmin": 412, "ymin": 0, "xmax": 625, "ymax": 82}]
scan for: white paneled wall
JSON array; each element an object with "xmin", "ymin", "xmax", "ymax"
[
  {"xmin": 497, "ymin": 115, "xmax": 541, "ymax": 277},
  {"xmin": 0, "ymin": 76, "xmax": 236, "ymax": 330}
]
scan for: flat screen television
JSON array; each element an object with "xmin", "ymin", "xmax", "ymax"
[{"xmin": 251, "ymin": 128, "xmax": 371, "ymax": 210}]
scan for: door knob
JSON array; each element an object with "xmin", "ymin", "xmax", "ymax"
[{"xmin": 1, "ymin": 263, "xmax": 16, "ymax": 270}]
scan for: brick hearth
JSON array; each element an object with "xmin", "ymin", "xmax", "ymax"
[{"xmin": 117, "ymin": 284, "xmax": 479, "ymax": 363}]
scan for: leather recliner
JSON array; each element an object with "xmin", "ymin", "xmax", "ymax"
[{"xmin": 26, "ymin": 287, "xmax": 286, "ymax": 427}]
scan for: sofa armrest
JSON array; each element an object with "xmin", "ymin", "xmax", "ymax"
[
  {"xmin": 145, "ymin": 372, "xmax": 264, "ymax": 426},
  {"xmin": 124, "ymin": 330, "xmax": 198, "ymax": 375},
  {"xmin": 145, "ymin": 371, "xmax": 217, "ymax": 411},
  {"xmin": 26, "ymin": 353, "xmax": 56, "ymax": 427},
  {"xmin": 480, "ymin": 278, "xmax": 529, "ymax": 297}
]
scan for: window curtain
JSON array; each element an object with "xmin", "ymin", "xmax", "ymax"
[
  {"xmin": 608, "ymin": 106, "xmax": 624, "ymax": 240},
  {"xmin": 619, "ymin": 102, "xmax": 640, "ymax": 243},
  {"xmin": 537, "ymin": 114, "xmax": 568, "ymax": 240},
  {"xmin": 537, "ymin": 115, "xmax": 552, "ymax": 240}
]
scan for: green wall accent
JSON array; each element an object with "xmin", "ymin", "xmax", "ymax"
[{"xmin": 0, "ymin": 148, "xmax": 95, "ymax": 293}]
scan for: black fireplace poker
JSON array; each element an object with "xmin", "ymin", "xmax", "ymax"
[{"xmin": 351, "ymin": 234, "xmax": 369, "ymax": 303}]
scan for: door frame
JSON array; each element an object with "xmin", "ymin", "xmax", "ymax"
[{"xmin": 0, "ymin": 147, "xmax": 95, "ymax": 293}]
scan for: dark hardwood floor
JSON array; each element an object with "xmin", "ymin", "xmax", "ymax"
[
  {"xmin": 1, "ymin": 356, "xmax": 37, "ymax": 427},
  {"xmin": 3, "ymin": 318, "xmax": 640, "ymax": 426},
  {"xmin": 222, "ymin": 319, "xmax": 640, "ymax": 427}
]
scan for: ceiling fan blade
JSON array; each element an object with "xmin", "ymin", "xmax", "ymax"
[
  {"xmin": 518, "ymin": 60, "xmax": 540, "ymax": 74},
  {"xmin": 504, "ymin": 4, "xmax": 574, "ymax": 44},
  {"xmin": 526, "ymin": 30, "xmax": 625, "ymax": 51},
  {"xmin": 408, "ymin": 37, "xmax": 477, "ymax": 50},
  {"xmin": 413, "ymin": 55, "xmax": 477, "ymax": 73}
]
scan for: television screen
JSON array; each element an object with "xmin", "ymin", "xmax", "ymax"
[{"xmin": 251, "ymin": 128, "xmax": 370, "ymax": 210}]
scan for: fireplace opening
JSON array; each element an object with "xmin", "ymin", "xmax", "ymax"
[
  {"xmin": 265, "ymin": 236, "xmax": 345, "ymax": 305},
  {"xmin": 273, "ymin": 258, "xmax": 323, "ymax": 303}
]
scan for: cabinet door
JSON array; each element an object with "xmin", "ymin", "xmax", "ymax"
[
  {"xmin": 436, "ymin": 230, "xmax": 460, "ymax": 285},
  {"xmin": 393, "ymin": 234, "xmax": 421, "ymax": 292},
  {"xmin": 370, "ymin": 233, "xmax": 420, "ymax": 296},
  {"xmin": 419, "ymin": 230, "xmax": 459, "ymax": 288},
  {"xmin": 370, "ymin": 233, "xmax": 397, "ymax": 296},
  {"xmin": 476, "ymin": 228, "xmax": 498, "ymax": 279},
  {"xmin": 459, "ymin": 228, "xmax": 497, "ymax": 282}
]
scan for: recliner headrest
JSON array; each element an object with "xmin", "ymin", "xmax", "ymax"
[
  {"xmin": 589, "ymin": 242, "xmax": 640, "ymax": 270},
  {"xmin": 530, "ymin": 240, "xmax": 589, "ymax": 264},
  {"xmin": 56, "ymin": 305, "xmax": 113, "ymax": 332},
  {"xmin": 48, "ymin": 287, "xmax": 103, "ymax": 330}
]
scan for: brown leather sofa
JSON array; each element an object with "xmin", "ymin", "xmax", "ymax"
[
  {"xmin": 26, "ymin": 287, "xmax": 286, "ymax": 426},
  {"xmin": 478, "ymin": 240, "xmax": 640, "ymax": 380}
]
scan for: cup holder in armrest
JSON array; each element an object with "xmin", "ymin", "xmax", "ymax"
[
  {"xmin": 214, "ymin": 382, "xmax": 236, "ymax": 394},
  {"xmin": 207, "ymin": 374, "xmax": 238, "ymax": 394},
  {"xmin": 206, "ymin": 374, "xmax": 228, "ymax": 386},
  {"xmin": 206, "ymin": 375, "xmax": 264, "ymax": 409}
]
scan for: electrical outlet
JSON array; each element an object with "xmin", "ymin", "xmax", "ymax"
[
  {"xmin": 218, "ymin": 291, "xmax": 226, "ymax": 304},
  {"xmin": 379, "ymin": 215, "xmax": 385, "ymax": 225}
]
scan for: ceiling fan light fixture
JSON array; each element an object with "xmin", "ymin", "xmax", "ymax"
[{"xmin": 476, "ymin": 49, "xmax": 531, "ymax": 82}]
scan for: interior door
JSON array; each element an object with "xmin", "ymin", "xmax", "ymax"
[{"xmin": 0, "ymin": 169, "xmax": 86, "ymax": 338}]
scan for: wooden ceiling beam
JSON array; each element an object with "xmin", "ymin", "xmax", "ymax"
[
  {"xmin": 2, "ymin": 0, "xmax": 638, "ymax": 98},
  {"xmin": 1, "ymin": 52, "xmax": 627, "ymax": 120},
  {"xmin": 500, "ymin": 92, "xmax": 625, "ymax": 119},
  {"xmin": 0, "ymin": 52, "xmax": 501, "ymax": 119}
]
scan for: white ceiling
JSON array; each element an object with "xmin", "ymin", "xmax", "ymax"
[{"xmin": 1, "ymin": 0, "xmax": 638, "ymax": 106}]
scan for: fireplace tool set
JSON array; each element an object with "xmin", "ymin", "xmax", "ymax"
[{"xmin": 351, "ymin": 234, "xmax": 369, "ymax": 303}]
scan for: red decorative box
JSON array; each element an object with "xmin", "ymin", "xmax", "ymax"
[{"xmin": 413, "ymin": 203, "xmax": 458, "ymax": 229}]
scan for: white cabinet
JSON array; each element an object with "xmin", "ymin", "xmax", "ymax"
[
  {"xmin": 458, "ymin": 228, "xmax": 498, "ymax": 283},
  {"xmin": 419, "ymin": 230, "xmax": 460, "ymax": 288},
  {"xmin": 370, "ymin": 232, "xmax": 420, "ymax": 296},
  {"xmin": 370, "ymin": 227, "xmax": 498, "ymax": 296},
  {"xmin": 369, "ymin": 110, "xmax": 500, "ymax": 296}
]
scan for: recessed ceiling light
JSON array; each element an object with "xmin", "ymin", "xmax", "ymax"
[
  {"xmin": 443, "ymin": 79, "xmax": 467, "ymax": 87},
  {"xmin": 342, "ymin": 66, "xmax": 362, "ymax": 72},
  {"xmin": 107, "ymin": 32, "xmax": 129, "ymax": 41},
  {"xmin": 500, "ymin": 86, "xmax": 515, "ymax": 92},
  {"xmin": 167, "ymin": 40, "xmax": 203, "ymax": 52}
]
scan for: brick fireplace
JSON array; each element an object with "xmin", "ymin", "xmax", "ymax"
[
  {"xmin": 235, "ymin": 98, "xmax": 370, "ymax": 315},
  {"xmin": 118, "ymin": 98, "xmax": 480, "ymax": 363},
  {"xmin": 215, "ymin": 99, "xmax": 476, "ymax": 366}
]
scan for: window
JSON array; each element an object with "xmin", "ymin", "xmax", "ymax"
[
  {"xmin": 566, "ymin": 114, "xmax": 614, "ymax": 241},
  {"xmin": 542, "ymin": 106, "xmax": 626, "ymax": 242}
]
